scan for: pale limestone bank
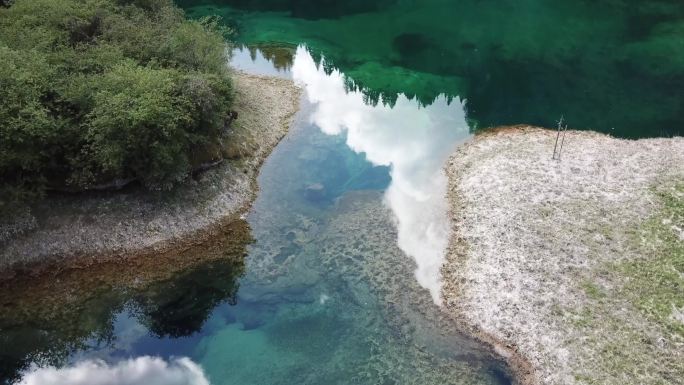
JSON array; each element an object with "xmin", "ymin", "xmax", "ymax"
[
  {"xmin": 0, "ymin": 72, "xmax": 301, "ymax": 277},
  {"xmin": 442, "ymin": 126, "xmax": 684, "ymax": 385}
]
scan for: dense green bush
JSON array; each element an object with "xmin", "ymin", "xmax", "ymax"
[{"xmin": 0, "ymin": 0, "xmax": 233, "ymax": 210}]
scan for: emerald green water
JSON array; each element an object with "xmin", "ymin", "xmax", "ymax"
[{"xmin": 184, "ymin": 0, "xmax": 684, "ymax": 138}]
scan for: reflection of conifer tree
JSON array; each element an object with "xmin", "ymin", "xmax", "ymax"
[
  {"xmin": 0, "ymin": 235, "xmax": 248, "ymax": 382},
  {"xmin": 0, "ymin": 291, "xmax": 124, "ymax": 384},
  {"xmin": 258, "ymin": 45, "xmax": 295, "ymax": 71},
  {"xmin": 227, "ymin": 2, "xmax": 684, "ymax": 137},
  {"xmin": 130, "ymin": 258, "xmax": 245, "ymax": 338}
]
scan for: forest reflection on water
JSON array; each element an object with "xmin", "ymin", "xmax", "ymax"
[
  {"xmin": 186, "ymin": 0, "xmax": 684, "ymax": 138},
  {"xmin": 289, "ymin": 46, "xmax": 470, "ymax": 303},
  {"xmin": 0, "ymin": 227, "xmax": 247, "ymax": 384},
  {"xmin": 2, "ymin": 46, "xmax": 509, "ymax": 385},
  {"xmin": 234, "ymin": 44, "xmax": 471, "ymax": 303}
]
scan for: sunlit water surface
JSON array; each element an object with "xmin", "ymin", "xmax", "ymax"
[{"xmin": 1, "ymin": 48, "xmax": 511, "ymax": 385}]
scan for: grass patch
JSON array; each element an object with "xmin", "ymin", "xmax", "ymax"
[
  {"xmin": 562, "ymin": 179, "xmax": 684, "ymax": 384},
  {"xmin": 581, "ymin": 280, "xmax": 605, "ymax": 300},
  {"xmin": 620, "ymin": 181, "xmax": 684, "ymax": 339}
]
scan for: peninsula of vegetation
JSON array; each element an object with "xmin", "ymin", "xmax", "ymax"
[
  {"xmin": 443, "ymin": 126, "xmax": 683, "ymax": 385},
  {"xmin": 0, "ymin": 0, "xmax": 300, "ymax": 276}
]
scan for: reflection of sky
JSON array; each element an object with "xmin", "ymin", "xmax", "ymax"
[
  {"xmin": 12, "ymin": 46, "xmax": 472, "ymax": 384},
  {"xmin": 291, "ymin": 46, "xmax": 471, "ymax": 304},
  {"xmin": 14, "ymin": 356, "xmax": 209, "ymax": 385}
]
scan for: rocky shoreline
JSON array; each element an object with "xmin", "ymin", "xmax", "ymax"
[
  {"xmin": 0, "ymin": 71, "xmax": 301, "ymax": 280},
  {"xmin": 442, "ymin": 126, "xmax": 684, "ymax": 385},
  {"xmin": 5, "ymin": 72, "xmax": 682, "ymax": 384}
]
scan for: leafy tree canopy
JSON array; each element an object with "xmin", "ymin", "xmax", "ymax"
[{"xmin": 0, "ymin": 0, "xmax": 233, "ymax": 211}]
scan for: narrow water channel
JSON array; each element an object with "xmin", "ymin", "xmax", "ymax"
[
  {"xmin": 0, "ymin": 48, "xmax": 511, "ymax": 385},
  {"xmin": 3, "ymin": 0, "xmax": 683, "ymax": 383}
]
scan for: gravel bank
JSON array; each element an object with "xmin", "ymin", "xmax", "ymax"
[
  {"xmin": 0, "ymin": 72, "xmax": 301, "ymax": 278},
  {"xmin": 442, "ymin": 126, "xmax": 684, "ymax": 385}
]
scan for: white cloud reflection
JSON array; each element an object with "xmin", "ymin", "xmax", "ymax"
[
  {"xmin": 291, "ymin": 46, "xmax": 471, "ymax": 304},
  {"xmin": 15, "ymin": 357, "xmax": 210, "ymax": 385}
]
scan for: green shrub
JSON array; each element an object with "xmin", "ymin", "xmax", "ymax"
[{"xmin": 0, "ymin": 0, "xmax": 233, "ymax": 211}]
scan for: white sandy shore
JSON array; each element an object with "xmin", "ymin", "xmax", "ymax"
[
  {"xmin": 443, "ymin": 126, "xmax": 684, "ymax": 385},
  {"xmin": 0, "ymin": 72, "xmax": 301, "ymax": 275}
]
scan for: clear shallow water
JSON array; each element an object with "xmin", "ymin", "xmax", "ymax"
[
  {"xmin": 185, "ymin": 0, "xmax": 684, "ymax": 138},
  {"xmin": 3, "ymin": 1, "xmax": 682, "ymax": 382},
  {"xmin": 0, "ymin": 49, "xmax": 510, "ymax": 384}
]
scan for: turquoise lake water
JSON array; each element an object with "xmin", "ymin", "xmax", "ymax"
[
  {"xmin": 3, "ymin": 1, "xmax": 682, "ymax": 384},
  {"xmin": 0, "ymin": 48, "xmax": 511, "ymax": 385}
]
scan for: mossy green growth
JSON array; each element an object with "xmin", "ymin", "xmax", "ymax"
[
  {"xmin": 581, "ymin": 281, "xmax": 606, "ymax": 301},
  {"xmin": 621, "ymin": 181, "xmax": 684, "ymax": 339}
]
